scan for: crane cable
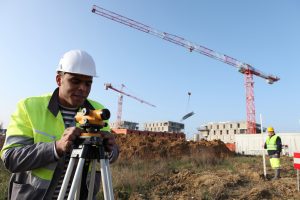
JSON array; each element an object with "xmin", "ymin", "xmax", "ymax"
[{"xmin": 181, "ymin": 92, "xmax": 194, "ymax": 121}]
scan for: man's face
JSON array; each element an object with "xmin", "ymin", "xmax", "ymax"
[
  {"xmin": 56, "ymin": 72, "xmax": 93, "ymax": 108},
  {"xmin": 268, "ymin": 131, "xmax": 274, "ymax": 137}
]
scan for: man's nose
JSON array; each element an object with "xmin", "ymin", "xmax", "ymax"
[{"xmin": 78, "ymin": 83, "xmax": 89, "ymax": 92}]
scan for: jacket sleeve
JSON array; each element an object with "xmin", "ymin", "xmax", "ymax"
[
  {"xmin": 0, "ymin": 100, "xmax": 56, "ymax": 173},
  {"xmin": 2, "ymin": 142, "xmax": 56, "ymax": 172},
  {"xmin": 108, "ymin": 144, "xmax": 119, "ymax": 164},
  {"xmin": 276, "ymin": 136, "xmax": 282, "ymax": 154},
  {"xmin": 100, "ymin": 130, "xmax": 119, "ymax": 164}
]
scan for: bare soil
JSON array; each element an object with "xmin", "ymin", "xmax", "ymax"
[
  {"xmin": 114, "ymin": 134, "xmax": 300, "ymax": 200},
  {"xmin": 1, "ymin": 134, "xmax": 299, "ymax": 199}
]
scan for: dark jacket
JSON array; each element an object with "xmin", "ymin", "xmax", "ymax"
[{"xmin": 264, "ymin": 134, "xmax": 282, "ymax": 157}]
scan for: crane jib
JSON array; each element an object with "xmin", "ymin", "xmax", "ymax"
[{"xmin": 91, "ymin": 5, "xmax": 279, "ymax": 83}]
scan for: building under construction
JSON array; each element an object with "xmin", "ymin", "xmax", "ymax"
[
  {"xmin": 196, "ymin": 121, "xmax": 265, "ymax": 143},
  {"xmin": 143, "ymin": 121, "xmax": 184, "ymax": 133},
  {"xmin": 110, "ymin": 121, "xmax": 139, "ymax": 130},
  {"xmin": 111, "ymin": 120, "xmax": 185, "ymax": 139}
]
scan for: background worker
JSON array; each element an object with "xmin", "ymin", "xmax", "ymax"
[
  {"xmin": 0, "ymin": 49, "xmax": 119, "ymax": 200},
  {"xmin": 264, "ymin": 126, "xmax": 282, "ymax": 180}
]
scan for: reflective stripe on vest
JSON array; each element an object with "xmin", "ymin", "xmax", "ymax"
[
  {"xmin": 32, "ymin": 167, "xmax": 55, "ymax": 181},
  {"xmin": 266, "ymin": 135, "xmax": 279, "ymax": 150}
]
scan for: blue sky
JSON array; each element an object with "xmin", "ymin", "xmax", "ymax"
[{"xmin": 0, "ymin": 1, "xmax": 299, "ymax": 139}]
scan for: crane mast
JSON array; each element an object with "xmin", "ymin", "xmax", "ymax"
[
  {"xmin": 104, "ymin": 83, "xmax": 156, "ymax": 128},
  {"xmin": 116, "ymin": 84, "xmax": 125, "ymax": 128},
  {"xmin": 93, "ymin": 5, "xmax": 280, "ymax": 133}
]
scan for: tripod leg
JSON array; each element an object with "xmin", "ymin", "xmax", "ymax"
[
  {"xmin": 104, "ymin": 159, "xmax": 114, "ymax": 199},
  {"xmin": 58, "ymin": 158, "xmax": 76, "ymax": 200},
  {"xmin": 68, "ymin": 158, "xmax": 85, "ymax": 200},
  {"xmin": 100, "ymin": 159, "xmax": 114, "ymax": 200},
  {"xmin": 87, "ymin": 159, "xmax": 97, "ymax": 200},
  {"xmin": 74, "ymin": 168, "xmax": 82, "ymax": 200}
]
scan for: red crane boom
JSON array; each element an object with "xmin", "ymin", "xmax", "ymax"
[
  {"xmin": 93, "ymin": 5, "xmax": 280, "ymax": 133},
  {"xmin": 104, "ymin": 83, "xmax": 156, "ymax": 128}
]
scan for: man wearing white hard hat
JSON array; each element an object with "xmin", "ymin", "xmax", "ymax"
[{"xmin": 1, "ymin": 50, "xmax": 119, "ymax": 199}]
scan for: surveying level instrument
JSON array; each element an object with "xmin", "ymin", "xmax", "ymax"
[{"xmin": 58, "ymin": 108, "xmax": 115, "ymax": 200}]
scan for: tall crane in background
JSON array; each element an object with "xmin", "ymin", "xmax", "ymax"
[
  {"xmin": 93, "ymin": 5, "xmax": 280, "ymax": 134},
  {"xmin": 104, "ymin": 83, "xmax": 156, "ymax": 128}
]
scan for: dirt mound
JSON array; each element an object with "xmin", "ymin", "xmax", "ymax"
[
  {"xmin": 113, "ymin": 135, "xmax": 300, "ymax": 200},
  {"xmin": 115, "ymin": 134, "xmax": 233, "ymax": 161},
  {"xmin": 140, "ymin": 169, "xmax": 245, "ymax": 200},
  {"xmin": 128, "ymin": 168, "xmax": 299, "ymax": 200}
]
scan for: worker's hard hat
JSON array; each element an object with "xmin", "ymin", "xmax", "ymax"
[
  {"xmin": 57, "ymin": 49, "xmax": 97, "ymax": 77},
  {"xmin": 267, "ymin": 127, "xmax": 274, "ymax": 132}
]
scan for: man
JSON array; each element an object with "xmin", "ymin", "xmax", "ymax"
[
  {"xmin": 264, "ymin": 126, "xmax": 282, "ymax": 180},
  {"xmin": 0, "ymin": 49, "xmax": 119, "ymax": 199}
]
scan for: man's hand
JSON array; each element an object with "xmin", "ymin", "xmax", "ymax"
[
  {"xmin": 100, "ymin": 132, "xmax": 117, "ymax": 153},
  {"xmin": 55, "ymin": 127, "xmax": 82, "ymax": 157}
]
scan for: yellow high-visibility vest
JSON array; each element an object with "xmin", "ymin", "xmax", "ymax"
[
  {"xmin": 266, "ymin": 135, "xmax": 279, "ymax": 151},
  {"xmin": 1, "ymin": 93, "xmax": 109, "ymax": 183}
]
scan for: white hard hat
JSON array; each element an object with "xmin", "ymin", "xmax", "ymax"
[{"xmin": 57, "ymin": 49, "xmax": 97, "ymax": 77}]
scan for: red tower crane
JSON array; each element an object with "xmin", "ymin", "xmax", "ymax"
[
  {"xmin": 93, "ymin": 5, "xmax": 280, "ymax": 134},
  {"xmin": 104, "ymin": 83, "xmax": 156, "ymax": 128}
]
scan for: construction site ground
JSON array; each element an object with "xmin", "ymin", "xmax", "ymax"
[
  {"xmin": 0, "ymin": 134, "xmax": 299, "ymax": 200},
  {"xmin": 111, "ymin": 134, "xmax": 300, "ymax": 200}
]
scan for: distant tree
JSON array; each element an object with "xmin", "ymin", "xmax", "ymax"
[{"xmin": 0, "ymin": 121, "xmax": 2, "ymax": 129}]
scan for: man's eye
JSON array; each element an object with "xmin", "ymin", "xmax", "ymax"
[
  {"xmin": 86, "ymin": 82, "xmax": 92, "ymax": 87},
  {"xmin": 71, "ymin": 79, "xmax": 80, "ymax": 84}
]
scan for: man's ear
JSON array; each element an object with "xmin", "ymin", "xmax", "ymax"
[{"xmin": 56, "ymin": 74, "xmax": 62, "ymax": 86}]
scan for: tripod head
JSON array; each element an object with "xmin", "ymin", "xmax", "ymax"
[
  {"xmin": 75, "ymin": 108, "xmax": 110, "ymax": 137},
  {"xmin": 59, "ymin": 107, "xmax": 114, "ymax": 200}
]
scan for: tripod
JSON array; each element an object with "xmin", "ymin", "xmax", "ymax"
[{"xmin": 57, "ymin": 131, "xmax": 114, "ymax": 200}]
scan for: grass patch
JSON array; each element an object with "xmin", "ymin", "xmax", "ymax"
[{"xmin": 0, "ymin": 161, "xmax": 9, "ymax": 200}]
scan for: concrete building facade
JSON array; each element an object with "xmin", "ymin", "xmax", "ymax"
[
  {"xmin": 196, "ymin": 121, "xmax": 264, "ymax": 143},
  {"xmin": 110, "ymin": 121, "xmax": 139, "ymax": 130},
  {"xmin": 143, "ymin": 121, "xmax": 184, "ymax": 133}
]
